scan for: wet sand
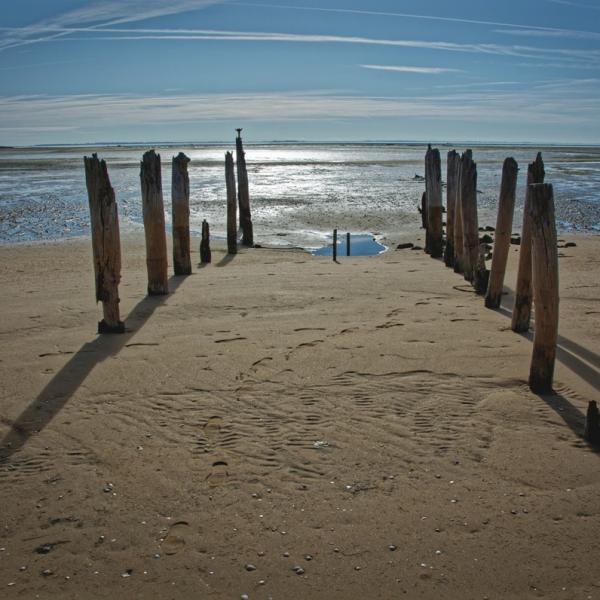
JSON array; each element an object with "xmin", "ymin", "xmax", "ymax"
[{"xmin": 0, "ymin": 231, "xmax": 599, "ymax": 599}]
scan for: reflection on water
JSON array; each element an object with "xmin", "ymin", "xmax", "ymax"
[
  {"xmin": 1, "ymin": 143, "xmax": 599, "ymax": 244},
  {"xmin": 312, "ymin": 233, "xmax": 387, "ymax": 257}
]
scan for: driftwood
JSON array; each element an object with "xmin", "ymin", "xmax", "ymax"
[
  {"xmin": 512, "ymin": 154, "xmax": 545, "ymax": 332},
  {"xmin": 140, "ymin": 150, "xmax": 168, "ymax": 295},
  {"xmin": 425, "ymin": 146, "xmax": 443, "ymax": 258},
  {"xmin": 444, "ymin": 150, "xmax": 459, "ymax": 267},
  {"xmin": 235, "ymin": 130, "xmax": 254, "ymax": 246},
  {"xmin": 200, "ymin": 219, "xmax": 211, "ymax": 264},
  {"xmin": 84, "ymin": 154, "xmax": 124, "ymax": 333},
  {"xmin": 528, "ymin": 183, "xmax": 559, "ymax": 394},
  {"xmin": 459, "ymin": 150, "xmax": 478, "ymax": 282},
  {"xmin": 172, "ymin": 152, "xmax": 191, "ymax": 275},
  {"xmin": 225, "ymin": 151, "xmax": 237, "ymax": 255},
  {"xmin": 485, "ymin": 157, "xmax": 519, "ymax": 309}
]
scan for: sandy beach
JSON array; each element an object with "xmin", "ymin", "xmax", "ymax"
[{"xmin": 0, "ymin": 230, "xmax": 599, "ymax": 599}]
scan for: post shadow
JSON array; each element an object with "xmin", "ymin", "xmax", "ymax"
[{"xmin": 0, "ymin": 275, "xmax": 186, "ymax": 462}]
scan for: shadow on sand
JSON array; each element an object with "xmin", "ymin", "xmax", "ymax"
[{"xmin": 0, "ymin": 275, "xmax": 186, "ymax": 462}]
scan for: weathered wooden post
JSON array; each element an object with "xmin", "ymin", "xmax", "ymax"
[
  {"xmin": 528, "ymin": 183, "xmax": 559, "ymax": 394},
  {"xmin": 140, "ymin": 149, "xmax": 168, "ymax": 295},
  {"xmin": 172, "ymin": 152, "xmax": 191, "ymax": 275},
  {"xmin": 235, "ymin": 129, "xmax": 254, "ymax": 246},
  {"xmin": 425, "ymin": 145, "xmax": 443, "ymax": 258},
  {"xmin": 84, "ymin": 154, "xmax": 124, "ymax": 333},
  {"xmin": 225, "ymin": 151, "xmax": 237, "ymax": 255},
  {"xmin": 512, "ymin": 153, "xmax": 545, "ymax": 332},
  {"xmin": 333, "ymin": 229, "xmax": 338, "ymax": 262},
  {"xmin": 420, "ymin": 192, "xmax": 427, "ymax": 230},
  {"xmin": 460, "ymin": 150, "xmax": 479, "ymax": 282},
  {"xmin": 444, "ymin": 150, "xmax": 459, "ymax": 267},
  {"xmin": 453, "ymin": 156, "xmax": 464, "ymax": 274},
  {"xmin": 585, "ymin": 401, "xmax": 600, "ymax": 445},
  {"xmin": 485, "ymin": 157, "xmax": 519, "ymax": 308},
  {"xmin": 474, "ymin": 244, "xmax": 489, "ymax": 295},
  {"xmin": 346, "ymin": 232, "xmax": 351, "ymax": 256},
  {"xmin": 200, "ymin": 219, "xmax": 211, "ymax": 264}
]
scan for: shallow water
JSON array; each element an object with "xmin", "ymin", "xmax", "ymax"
[
  {"xmin": 1, "ymin": 142, "xmax": 599, "ymax": 246},
  {"xmin": 312, "ymin": 233, "xmax": 387, "ymax": 257}
]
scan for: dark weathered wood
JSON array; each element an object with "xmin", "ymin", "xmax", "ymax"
[
  {"xmin": 225, "ymin": 151, "xmax": 237, "ymax": 255},
  {"xmin": 420, "ymin": 191, "xmax": 427, "ymax": 230},
  {"xmin": 485, "ymin": 157, "xmax": 519, "ymax": 309},
  {"xmin": 425, "ymin": 146, "xmax": 443, "ymax": 258},
  {"xmin": 444, "ymin": 150, "xmax": 459, "ymax": 267},
  {"xmin": 459, "ymin": 150, "xmax": 478, "ymax": 282},
  {"xmin": 333, "ymin": 228, "xmax": 338, "ymax": 262},
  {"xmin": 585, "ymin": 401, "xmax": 600, "ymax": 445},
  {"xmin": 140, "ymin": 149, "xmax": 168, "ymax": 295},
  {"xmin": 84, "ymin": 154, "xmax": 124, "ymax": 333},
  {"xmin": 200, "ymin": 219, "xmax": 211, "ymax": 264},
  {"xmin": 512, "ymin": 153, "xmax": 545, "ymax": 332},
  {"xmin": 346, "ymin": 232, "xmax": 351, "ymax": 256},
  {"xmin": 473, "ymin": 243, "xmax": 490, "ymax": 295},
  {"xmin": 453, "ymin": 155, "xmax": 464, "ymax": 274},
  {"xmin": 172, "ymin": 152, "xmax": 191, "ymax": 275},
  {"xmin": 235, "ymin": 130, "xmax": 253, "ymax": 246},
  {"xmin": 528, "ymin": 183, "xmax": 559, "ymax": 394}
]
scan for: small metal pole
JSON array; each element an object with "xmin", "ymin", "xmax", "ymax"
[
  {"xmin": 333, "ymin": 229, "xmax": 337, "ymax": 262},
  {"xmin": 346, "ymin": 232, "xmax": 351, "ymax": 256}
]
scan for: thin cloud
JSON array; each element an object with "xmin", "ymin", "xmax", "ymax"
[
  {"xmin": 547, "ymin": 0, "xmax": 600, "ymax": 9},
  {"xmin": 495, "ymin": 27, "xmax": 600, "ymax": 40},
  {"xmin": 361, "ymin": 65, "xmax": 461, "ymax": 74}
]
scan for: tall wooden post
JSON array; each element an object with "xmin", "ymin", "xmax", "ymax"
[
  {"xmin": 453, "ymin": 156, "xmax": 464, "ymax": 274},
  {"xmin": 172, "ymin": 152, "xmax": 191, "ymax": 275},
  {"xmin": 200, "ymin": 219, "xmax": 211, "ymax": 264},
  {"xmin": 528, "ymin": 183, "xmax": 559, "ymax": 394},
  {"xmin": 333, "ymin": 229, "xmax": 338, "ymax": 262},
  {"xmin": 346, "ymin": 232, "xmax": 351, "ymax": 256},
  {"xmin": 460, "ymin": 150, "xmax": 479, "ymax": 282},
  {"xmin": 236, "ymin": 129, "xmax": 254, "ymax": 246},
  {"xmin": 140, "ymin": 149, "xmax": 168, "ymax": 295},
  {"xmin": 512, "ymin": 153, "xmax": 545, "ymax": 332},
  {"xmin": 84, "ymin": 154, "xmax": 124, "ymax": 333},
  {"xmin": 225, "ymin": 151, "xmax": 237, "ymax": 255},
  {"xmin": 444, "ymin": 150, "xmax": 459, "ymax": 267},
  {"xmin": 425, "ymin": 146, "xmax": 443, "ymax": 258},
  {"xmin": 485, "ymin": 157, "xmax": 519, "ymax": 309}
]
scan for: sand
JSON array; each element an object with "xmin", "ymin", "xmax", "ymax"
[{"xmin": 0, "ymin": 230, "xmax": 599, "ymax": 600}]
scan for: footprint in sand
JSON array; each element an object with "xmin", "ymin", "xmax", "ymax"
[
  {"xmin": 206, "ymin": 460, "xmax": 229, "ymax": 486},
  {"xmin": 204, "ymin": 416, "xmax": 222, "ymax": 440},
  {"xmin": 161, "ymin": 521, "xmax": 189, "ymax": 555}
]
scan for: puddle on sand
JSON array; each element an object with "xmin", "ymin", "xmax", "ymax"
[{"xmin": 311, "ymin": 233, "xmax": 387, "ymax": 257}]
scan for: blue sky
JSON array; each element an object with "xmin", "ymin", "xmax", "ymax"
[{"xmin": 1, "ymin": 0, "xmax": 599, "ymax": 144}]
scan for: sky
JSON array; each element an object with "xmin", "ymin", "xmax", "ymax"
[{"xmin": 1, "ymin": 0, "xmax": 599, "ymax": 145}]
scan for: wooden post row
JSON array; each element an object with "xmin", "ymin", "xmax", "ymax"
[
  {"xmin": 346, "ymin": 232, "xmax": 351, "ymax": 257},
  {"xmin": 333, "ymin": 228, "xmax": 338, "ymax": 262},
  {"xmin": 140, "ymin": 150, "xmax": 169, "ymax": 295},
  {"xmin": 528, "ymin": 183, "xmax": 559, "ymax": 394},
  {"xmin": 512, "ymin": 153, "xmax": 545, "ymax": 332},
  {"xmin": 425, "ymin": 145, "xmax": 443, "ymax": 258},
  {"xmin": 453, "ymin": 154, "xmax": 464, "ymax": 274},
  {"xmin": 235, "ymin": 130, "xmax": 254, "ymax": 247},
  {"xmin": 172, "ymin": 152, "xmax": 192, "ymax": 275},
  {"xmin": 444, "ymin": 150, "xmax": 459, "ymax": 267},
  {"xmin": 225, "ymin": 151, "xmax": 237, "ymax": 255},
  {"xmin": 84, "ymin": 154, "xmax": 125, "ymax": 333},
  {"xmin": 200, "ymin": 219, "xmax": 211, "ymax": 264},
  {"xmin": 485, "ymin": 157, "xmax": 519, "ymax": 308}
]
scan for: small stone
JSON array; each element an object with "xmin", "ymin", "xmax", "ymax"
[
  {"xmin": 121, "ymin": 569, "xmax": 133, "ymax": 578},
  {"xmin": 565, "ymin": 242, "xmax": 577, "ymax": 248},
  {"xmin": 333, "ymin": 548, "xmax": 340, "ymax": 553},
  {"xmin": 258, "ymin": 580, "xmax": 266, "ymax": 585},
  {"xmin": 19, "ymin": 566, "xmax": 27, "ymax": 571},
  {"xmin": 283, "ymin": 552, "xmax": 290, "ymax": 557},
  {"xmin": 42, "ymin": 569, "xmax": 53, "ymax": 577},
  {"xmin": 304, "ymin": 554, "xmax": 313, "ymax": 561},
  {"xmin": 354, "ymin": 566, "xmax": 361, "ymax": 571},
  {"xmin": 245, "ymin": 564, "xmax": 257, "ymax": 572},
  {"xmin": 257, "ymin": 551, "xmax": 265, "ymax": 557},
  {"xmin": 388, "ymin": 545, "xmax": 397, "ymax": 552},
  {"xmin": 241, "ymin": 595, "xmax": 249, "ymax": 600},
  {"xmin": 396, "ymin": 243, "xmax": 414, "ymax": 250},
  {"xmin": 35, "ymin": 543, "xmax": 54, "ymax": 555},
  {"xmin": 292, "ymin": 566, "xmax": 305, "ymax": 575}
]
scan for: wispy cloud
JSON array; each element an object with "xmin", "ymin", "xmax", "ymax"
[
  {"xmin": 495, "ymin": 27, "xmax": 600, "ymax": 40},
  {"xmin": 11, "ymin": 27, "xmax": 598, "ymax": 66},
  {"xmin": 361, "ymin": 65, "xmax": 461, "ymax": 74},
  {"xmin": 546, "ymin": 0, "xmax": 600, "ymax": 9},
  {"xmin": 0, "ymin": 0, "xmax": 224, "ymax": 52}
]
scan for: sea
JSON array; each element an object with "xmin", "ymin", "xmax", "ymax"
[{"xmin": 1, "ymin": 142, "xmax": 599, "ymax": 248}]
